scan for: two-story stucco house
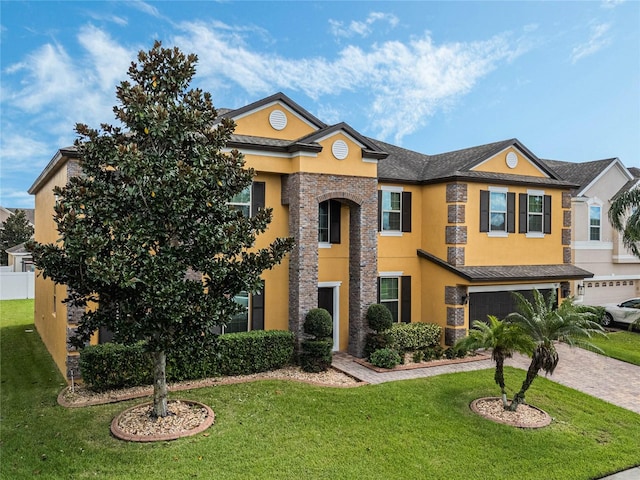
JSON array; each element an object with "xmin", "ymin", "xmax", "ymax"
[
  {"xmin": 29, "ymin": 93, "xmax": 593, "ymax": 379},
  {"xmin": 543, "ymin": 158, "xmax": 640, "ymax": 305}
]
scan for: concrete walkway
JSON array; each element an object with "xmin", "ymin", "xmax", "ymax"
[{"xmin": 332, "ymin": 346, "xmax": 640, "ymax": 480}]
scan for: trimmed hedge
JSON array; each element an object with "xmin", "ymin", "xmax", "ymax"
[
  {"xmin": 388, "ymin": 323, "xmax": 441, "ymax": 352},
  {"xmin": 304, "ymin": 308, "xmax": 333, "ymax": 340},
  {"xmin": 369, "ymin": 348, "xmax": 401, "ymax": 369},
  {"xmin": 366, "ymin": 304, "xmax": 393, "ymax": 333},
  {"xmin": 300, "ymin": 339, "xmax": 333, "ymax": 373},
  {"xmin": 80, "ymin": 330, "xmax": 295, "ymax": 392}
]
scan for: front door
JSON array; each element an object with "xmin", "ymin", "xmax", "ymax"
[{"xmin": 318, "ymin": 286, "xmax": 339, "ymax": 351}]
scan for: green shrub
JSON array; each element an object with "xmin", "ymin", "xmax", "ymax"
[
  {"xmin": 364, "ymin": 331, "xmax": 392, "ymax": 359},
  {"xmin": 80, "ymin": 330, "xmax": 295, "ymax": 391},
  {"xmin": 369, "ymin": 348, "xmax": 401, "ymax": 369},
  {"xmin": 577, "ymin": 304, "xmax": 606, "ymax": 325},
  {"xmin": 300, "ymin": 339, "xmax": 333, "ymax": 373},
  {"xmin": 366, "ymin": 304, "xmax": 393, "ymax": 333},
  {"xmin": 412, "ymin": 350, "xmax": 424, "ymax": 363},
  {"xmin": 388, "ymin": 323, "xmax": 441, "ymax": 352},
  {"xmin": 304, "ymin": 308, "xmax": 333, "ymax": 339},
  {"xmin": 423, "ymin": 345, "xmax": 444, "ymax": 361},
  {"xmin": 79, "ymin": 342, "xmax": 153, "ymax": 392}
]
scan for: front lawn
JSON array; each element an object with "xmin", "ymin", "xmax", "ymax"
[
  {"xmin": 589, "ymin": 330, "xmax": 640, "ymax": 366},
  {"xmin": 2, "ymin": 299, "xmax": 640, "ymax": 479}
]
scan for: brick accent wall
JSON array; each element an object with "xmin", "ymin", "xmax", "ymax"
[
  {"xmin": 445, "ymin": 226, "xmax": 467, "ymax": 244},
  {"xmin": 563, "ymin": 247, "xmax": 572, "ymax": 264},
  {"xmin": 287, "ymin": 172, "xmax": 378, "ymax": 357},
  {"xmin": 563, "ymin": 210, "xmax": 571, "ymax": 228},
  {"xmin": 446, "ymin": 307, "xmax": 465, "ymax": 326},
  {"xmin": 446, "ymin": 183, "xmax": 467, "ymax": 203},
  {"xmin": 447, "ymin": 247, "xmax": 465, "ymax": 266},
  {"xmin": 562, "ymin": 228, "xmax": 571, "ymax": 245},
  {"xmin": 445, "ymin": 327, "xmax": 467, "ymax": 346},
  {"xmin": 447, "ymin": 204, "xmax": 465, "ymax": 223},
  {"xmin": 445, "ymin": 285, "xmax": 467, "ymax": 306},
  {"xmin": 562, "ymin": 192, "xmax": 571, "ymax": 209}
]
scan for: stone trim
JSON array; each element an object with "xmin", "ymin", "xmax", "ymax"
[
  {"xmin": 563, "ymin": 210, "xmax": 571, "ymax": 228},
  {"xmin": 445, "ymin": 226, "xmax": 467, "ymax": 245},
  {"xmin": 562, "ymin": 192, "xmax": 571, "ymax": 209},
  {"xmin": 448, "ymin": 204, "xmax": 466, "ymax": 223},
  {"xmin": 447, "ymin": 247, "xmax": 465, "ymax": 266},
  {"xmin": 446, "ymin": 183, "xmax": 468, "ymax": 203},
  {"xmin": 445, "ymin": 327, "xmax": 467, "ymax": 346},
  {"xmin": 445, "ymin": 285, "xmax": 467, "ymax": 306},
  {"xmin": 447, "ymin": 307, "xmax": 465, "ymax": 326},
  {"xmin": 563, "ymin": 247, "xmax": 572, "ymax": 264},
  {"xmin": 562, "ymin": 228, "xmax": 571, "ymax": 245}
]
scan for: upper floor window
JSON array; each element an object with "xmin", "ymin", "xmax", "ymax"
[
  {"xmin": 589, "ymin": 205, "xmax": 601, "ymax": 241},
  {"xmin": 227, "ymin": 182, "xmax": 265, "ymax": 218},
  {"xmin": 378, "ymin": 188, "xmax": 412, "ymax": 235},
  {"xmin": 480, "ymin": 188, "xmax": 515, "ymax": 235},
  {"xmin": 229, "ymin": 187, "xmax": 251, "ymax": 217},
  {"xmin": 318, "ymin": 200, "xmax": 341, "ymax": 245},
  {"xmin": 519, "ymin": 191, "xmax": 551, "ymax": 235}
]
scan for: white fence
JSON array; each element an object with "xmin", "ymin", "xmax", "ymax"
[{"xmin": 0, "ymin": 272, "xmax": 35, "ymax": 300}]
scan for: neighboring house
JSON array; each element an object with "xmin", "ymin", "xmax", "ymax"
[
  {"xmin": 0, "ymin": 206, "xmax": 36, "ymax": 226},
  {"xmin": 5, "ymin": 243, "xmax": 34, "ymax": 272},
  {"xmin": 544, "ymin": 158, "xmax": 640, "ymax": 305},
  {"xmin": 29, "ymin": 92, "xmax": 593, "ymax": 379}
]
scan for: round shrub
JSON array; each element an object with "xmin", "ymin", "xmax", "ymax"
[
  {"xmin": 366, "ymin": 304, "xmax": 393, "ymax": 333},
  {"xmin": 300, "ymin": 339, "xmax": 333, "ymax": 372},
  {"xmin": 364, "ymin": 331, "xmax": 392, "ymax": 360},
  {"xmin": 369, "ymin": 348, "xmax": 401, "ymax": 369},
  {"xmin": 304, "ymin": 308, "xmax": 333, "ymax": 339}
]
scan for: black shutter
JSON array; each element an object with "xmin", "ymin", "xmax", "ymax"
[
  {"xmin": 329, "ymin": 200, "xmax": 341, "ymax": 244},
  {"xmin": 480, "ymin": 190, "xmax": 489, "ymax": 232},
  {"xmin": 401, "ymin": 191, "xmax": 412, "ymax": 233},
  {"xmin": 377, "ymin": 190, "xmax": 383, "ymax": 231},
  {"xmin": 507, "ymin": 192, "xmax": 516, "ymax": 233},
  {"xmin": 543, "ymin": 195, "xmax": 552, "ymax": 234},
  {"xmin": 401, "ymin": 276, "xmax": 411, "ymax": 323},
  {"xmin": 251, "ymin": 182, "xmax": 265, "ymax": 217},
  {"xmin": 519, "ymin": 193, "xmax": 528, "ymax": 233},
  {"xmin": 376, "ymin": 277, "xmax": 381, "ymax": 303},
  {"xmin": 251, "ymin": 281, "xmax": 265, "ymax": 330}
]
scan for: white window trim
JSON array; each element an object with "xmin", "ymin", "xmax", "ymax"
[
  {"xmin": 526, "ymin": 189, "xmax": 545, "ymax": 238},
  {"xmin": 588, "ymin": 201, "xmax": 603, "ymax": 242},
  {"xmin": 380, "ymin": 186, "xmax": 404, "ymax": 236},
  {"xmin": 487, "ymin": 186, "xmax": 509, "ymax": 237},
  {"xmin": 318, "ymin": 281, "xmax": 341, "ymax": 352},
  {"xmin": 378, "ymin": 276, "xmax": 400, "ymax": 323},
  {"xmin": 228, "ymin": 185, "xmax": 252, "ymax": 216}
]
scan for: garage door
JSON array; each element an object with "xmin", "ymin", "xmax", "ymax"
[{"xmin": 469, "ymin": 289, "xmax": 554, "ymax": 323}]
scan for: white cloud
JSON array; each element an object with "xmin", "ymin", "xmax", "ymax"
[
  {"xmin": 174, "ymin": 21, "xmax": 521, "ymax": 142},
  {"xmin": 571, "ymin": 22, "xmax": 612, "ymax": 63},
  {"xmin": 127, "ymin": 0, "xmax": 162, "ymax": 18},
  {"xmin": 0, "ymin": 131, "xmax": 50, "ymax": 165},
  {"xmin": 329, "ymin": 12, "xmax": 399, "ymax": 39},
  {"xmin": 601, "ymin": 0, "xmax": 625, "ymax": 9}
]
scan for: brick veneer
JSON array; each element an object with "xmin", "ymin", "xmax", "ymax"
[
  {"xmin": 447, "ymin": 204, "xmax": 465, "ymax": 223},
  {"xmin": 446, "ymin": 183, "xmax": 468, "ymax": 202},
  {"xmin": 284, "ymin": 172, "xmax": 378, "ymax": 357}
]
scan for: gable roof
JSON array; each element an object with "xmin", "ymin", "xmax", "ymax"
[
  {"xmin": 220, "ymin": 92, "xmax": 327, "ymax": 130},
  {"xmin": 374, "ymin": 137, "xmax": 574, "ymax": 187},
  {"xmin": 542, "ymin": 157, "xmax": 629, "ymax": 196}
]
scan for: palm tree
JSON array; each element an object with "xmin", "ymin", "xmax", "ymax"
[
  {"xmin": 609, "ymin": 188, "xmax": 640, "ymax": 259},
  {"xmin": 455, "ymin": 316, "xmax": 534, "ymax": 409},
  {"xmin": 505, "ymin": 290, "xmax": 605, "ymax": 411}
]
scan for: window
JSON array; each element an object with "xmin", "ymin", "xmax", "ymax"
[
  {"xmin": 379, "ymin": 277, "xmax": 399, "ymax": 321},
  {"xmin": 480, "ymin": 189, "xmax": 515, "ymax": 234},
  {"xmin": 377, "ymin": 275, "xmax": 411, "ymax": 323},
  {"xmin": 589, "ymin": 205, "xmax": 601, "ymax": 241},
  {"xmin": 222, "ymin": 284, "xmax": 265, "ymax": 333},
  {"xmin": 519, "ymin": 192, "xmax": 551, "ymax": 235},
  {"xmin": 229, "ymin": 187, "xmax": 250, "ymax": 217},
  {"xmin": 318, "ymin": 200, "xmax": 341, "ymax": 244},
  {"xmin": 378, "ymin": 189, "xmax": 412, "ymax": 234},
  {"xmin": 228, "ymin": 182, "xmax": 265, "ymax": 217}
]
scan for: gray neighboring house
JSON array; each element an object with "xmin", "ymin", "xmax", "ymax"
[{"xmin": 544, "ymin": 158, "xmax": 640, "ymax": 305}]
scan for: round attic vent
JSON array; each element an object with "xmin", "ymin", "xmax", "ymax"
[
  {"xmin": 506, "ymin": 152, "xmax": 518, "ymax": 169},
  {"xmin": 269, "ymin": 109, "xmax": 287, "ymax": 130},
  {"xmin": 332, "ymin": 140, "xmax": 349, "ymax": 160}
]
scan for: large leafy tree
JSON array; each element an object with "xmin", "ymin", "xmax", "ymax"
[
  {"xmin": 1, "ymin": 210, "xmax": 34, "ymax": 265},
  {"xmin": 29, "ymin": 42, "xmax": 294, "ymax": 417},
  {"xmin": 455, "ymin": 316, "xmax": 534, "ymax": 409},
  {"xmin": 505, "ymin": 290, "xmax": 604, "ymax": 411},
  {"xmin": 609, "ymin": 188, "xmax": 640, "ymax": 258}
]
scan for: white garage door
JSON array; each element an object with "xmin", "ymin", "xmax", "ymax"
[{"xmin": 583, "ymin": 279, "xmax": 638, "ymax": 306}]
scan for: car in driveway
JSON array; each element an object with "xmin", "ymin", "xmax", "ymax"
[{"xmin": 602, "ymin": 298, "xmax": 640, "ymax": 327}]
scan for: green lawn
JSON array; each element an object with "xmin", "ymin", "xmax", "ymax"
[
  {"xmin": 589, "ymin": 330, "xmax": 640, "ymax": 366},
  {"xmin": 2, "ymin": 299, "xmax": 640, "ymax": 479}
]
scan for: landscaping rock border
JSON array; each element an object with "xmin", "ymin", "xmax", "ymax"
[
  {"xmin": 355, "ymin": 351, "xmax": 490, "ymax": 373},
  {"xmin": 470, "ymin": 397, "xmax": 552, "ymax": 428}
]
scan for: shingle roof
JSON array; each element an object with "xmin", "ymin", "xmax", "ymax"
[
  {"xmin": 373, "ymin": 137, "xmax": 572, "ymax": 187},
  {"xmin": 417, "ymin": 249, "xmax": 593, "ymax": 282},
  {"xmin": 542, "ymin": 158, "xmax": 618, "ymax": 194}
]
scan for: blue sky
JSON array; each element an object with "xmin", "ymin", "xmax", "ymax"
[{"xmin": 1, "ymin": 0, "xmax": 639, "ymax": 209}]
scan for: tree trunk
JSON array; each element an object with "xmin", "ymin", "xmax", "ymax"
[
  {"xmin": 509, "ymin": 357, "xmax": 540, "ymax": 411},
  {"xmin": 152, "ymin": 350, "xmax": 168, "ymax": 418},
  {"xmin": 494, "ymin": 357, "xmax": 509, "ymax": 409}
]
